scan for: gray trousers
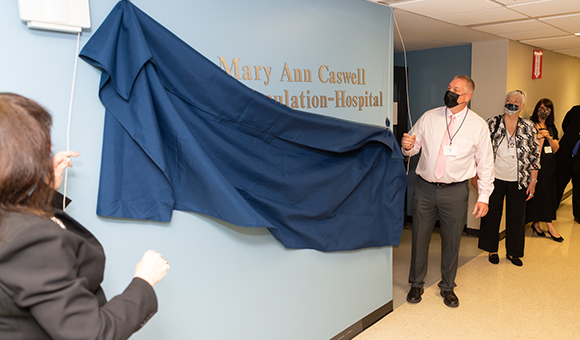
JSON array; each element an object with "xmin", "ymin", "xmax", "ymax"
[{"xmin": 409, "ymin": 177, "xmax": 469, "ymax": 291}]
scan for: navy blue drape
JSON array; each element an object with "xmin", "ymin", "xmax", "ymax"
[{"xmin": 80, "ymin": 0, "xmax": 407, "ymax": 251}]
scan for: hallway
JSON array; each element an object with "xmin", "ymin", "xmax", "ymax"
[{"xmin": 355, "ymin": 195, "xmax": 580, "ymax": 340}]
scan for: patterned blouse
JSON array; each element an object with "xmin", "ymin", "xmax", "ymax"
[{"xmin": 487, "ymin": 114, "xmax": 540, "ymax": 190}]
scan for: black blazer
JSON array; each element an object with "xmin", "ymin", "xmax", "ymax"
[
  {"xmin": 0, "ymin": 209, "xmax": 157, "ymax": 340},
  {"xmin": 556, "ymin": 105, "xmax": 580, "ymax": 166}
]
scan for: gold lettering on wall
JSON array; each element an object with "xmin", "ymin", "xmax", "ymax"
[
  {"xmin": 218, "ymin": 57, "xmax": 272, "ymax": 85},
  {"xmin": 218, "ymin": 57, "xmax": 240, "ymax": 79},
  {"xmin": 280, "ymin": 63, "xmax": 312, "ymax": 83},
  {"xmin": 318, "ymin": 65, "xmax": 365, "ymax": 85},
  {"xmin": 217, "ymin": 57, "xmax": 381, "ymax": 112}
]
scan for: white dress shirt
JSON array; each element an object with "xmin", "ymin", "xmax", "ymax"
[{"xmin": 402, "ymin": 106, "xmax": 495, "ymax": 204}]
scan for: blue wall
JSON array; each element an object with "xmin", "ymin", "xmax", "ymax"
[
  {"xmin": 395, "ymin": 45, "xmax": 472, "ymax": 124},
  {"xmin": 1, "ymin": 1, "xmax": 395, "ymax": 339},
  {"xmin": 395, "ymin": 45, "xmax": 472, "ymax": 217}
]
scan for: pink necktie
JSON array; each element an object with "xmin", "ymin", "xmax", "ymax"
[{"xmin": 434, "ymin": 114, "xmax": 455, "ymax": 179}]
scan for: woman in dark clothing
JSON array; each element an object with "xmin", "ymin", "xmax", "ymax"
[
  {"xmin": 526, "ymin": 98, "xmax": 563, "ymax": 242},
  {"xmin": 0, "ymin": 93, "xmax": 169, "ymax": 340}
]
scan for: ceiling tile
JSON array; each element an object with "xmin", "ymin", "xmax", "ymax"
[
  {"xmin": 370, "ymin": 0, "xmax": 580, "ymax": 57},
  {"xmin": 506, "ymin": 0, "xmax": 580, "ymax": 17},
  {"xmin": 497, "ymin": 28, "xmax": 569, "ymax": 40},
  {"xmin": 493, "ymin": 0, "xmax": 547, "ymax": 4},
  {"xmin": 520, "ymin": 35, "xmax": 580, "ymax": 50},
  {"xmin": 539, "ymin": 13, "xmax": 580, "ymax": 34},
  {"xmin": 392, "ymin": 8, "xmax": 501, "ymax": 52},
  {"xmin": 554, "ymin": 48, "xmax": 580, "ymax": 57},
  {"xmin": 434, "ymin": 7, "xmax": 527, "ymax": 26},
  {"xmin": 386, "ymin": 0, "xmax": 501, "ymax": 18},
  {"xmin": 472, "ymin": 19, "xmax": 552, "ymax": 34}
]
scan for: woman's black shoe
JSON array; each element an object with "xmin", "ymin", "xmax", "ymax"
[
  {"xmin": 507, "ymin": 255, "xmax": 523, "ymax": 266},
  {"xmin": 488, "ymin": 253, "xmax": 499, "ymax": 264},
  {"xmin": 547, "ymin": 230, "xmax": 564, "ymax": 242},
  {"xmin": 531, "ymin": 223, "xmax": 546, "ymax": 237}
]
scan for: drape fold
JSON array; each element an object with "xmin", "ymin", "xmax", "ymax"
[{"xmin": 80, "ymin": 0, "xmax": 407, "ymax": 251}]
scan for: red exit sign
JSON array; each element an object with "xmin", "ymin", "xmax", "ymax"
[{"xmin": 533, "ymin": 50, "xmax": 543, "ymax": 79}]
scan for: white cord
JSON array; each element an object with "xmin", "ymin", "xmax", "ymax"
[
  {"xmin": 393, "ymin": 14, "xmax": 412, "ymax": 131},
  {"xmin": 392, "ymin": 9, "xmax": 413, "ymax": 174},
  {"xmin": 63, "ymin": 32, "xmax": 81, "ymax": 211}
]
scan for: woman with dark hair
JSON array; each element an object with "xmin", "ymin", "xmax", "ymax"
[
  {"xmin": 0, "ymin": 93, "xmax": 169, "ymax": 340},
  {"xmin": 0, "ymin": 92, "xmax": 80, "ymax": 208},
  {"xmin": 526, "ymin": 98, "xmax": 563, "ymax": 242}
]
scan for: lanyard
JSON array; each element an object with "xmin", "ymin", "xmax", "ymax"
[
  {"xmin": 506, "ymin": 132, "xmax": 516, "ymax": 148},
  {"xmin": 445, "ymin": 108, "xmax": 469, "ymax": 146},
  {"xmin": 503, "ymin": 115, "xmax": 520, "ymax": 148}
]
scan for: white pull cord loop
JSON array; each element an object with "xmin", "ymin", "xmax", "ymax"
[{"xmin": 62, "ymin": 32, "xmax": 81, "ymax": 211}]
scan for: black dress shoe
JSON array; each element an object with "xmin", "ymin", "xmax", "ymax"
[
  {"xmin": 547, "ymin": 230, "xmax": 564, "ymax": 242},
  {"xmin": 488, "ymin": 253, "xmax": 499, "ymax": 264},
  {"xmin": 406, "ymin": 287, "xmax": 424, "ymax": 303},
  {"xmin": 507, "ymin": 255, "xmax": 523, "ymax": 266},
  {"xmin": 440, "ymin": 290, "xmax": 459, "ymax": 308},
  {"xmin": 531, "ymin": 223, "xmax": 546, "ymax": 237}
]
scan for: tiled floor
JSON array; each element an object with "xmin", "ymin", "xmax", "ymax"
[{"xmin": 354, "ymin": 195, "xmax": 580, "ymax": 340}]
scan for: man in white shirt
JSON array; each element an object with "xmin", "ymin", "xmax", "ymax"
[{"xmin": 401, "ymin": 75, "xmax": 494, "ymax": 307}]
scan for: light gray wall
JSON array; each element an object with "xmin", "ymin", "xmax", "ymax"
[
  {"xmin": 471, "ymin": 40, "xmax": 509, "ymax": 122},
  {"xmin": 468, "ymin": 39, "xmax": 508, "ymax": 232}
]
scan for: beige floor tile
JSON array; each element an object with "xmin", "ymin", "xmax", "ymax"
[{"xmin": 355, "ymin": 195, "xmax": 580, "ymax": 340}]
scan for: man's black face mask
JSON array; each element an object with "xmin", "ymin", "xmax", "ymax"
[{"xmin": 444, "ymin": 90, "xmax": 460, "ymax": 108}]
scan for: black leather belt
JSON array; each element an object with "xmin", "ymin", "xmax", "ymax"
[{"xmin": 419, "ymin": 176, "xmax": 467, "ymax": 188}]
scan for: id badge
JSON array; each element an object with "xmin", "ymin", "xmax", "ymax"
[
  {"xmin": 544, "ymin": 146, "xmax": 553, "ymax": 154},
  {"xmin": 443, "ymin": 145, "xmax": 457, "ymax": 156},
  {"xmin": 506, "ymin": 147, "xmax": 515, "ymax": 156}
]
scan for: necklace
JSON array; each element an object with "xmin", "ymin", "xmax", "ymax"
[
  {"xmin": 50, "ymin": 216, "xmax": 67, "ymax": 230},
  {"xmin": 506, "ymin": 130, "xmax": 516, "ymax": 148},
  {"xmin": 503, "ymin": 115, "xmax": 518, "ymax": 148}
]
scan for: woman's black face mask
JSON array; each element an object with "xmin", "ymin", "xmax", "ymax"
[{"xmin": 505, "ymin": 103, "xmax": 519, "ymax": 115}]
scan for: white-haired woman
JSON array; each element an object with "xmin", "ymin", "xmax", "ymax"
[{"xmin": 476, "ymin": 90, "xmax": 540, "ymax": 266}]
